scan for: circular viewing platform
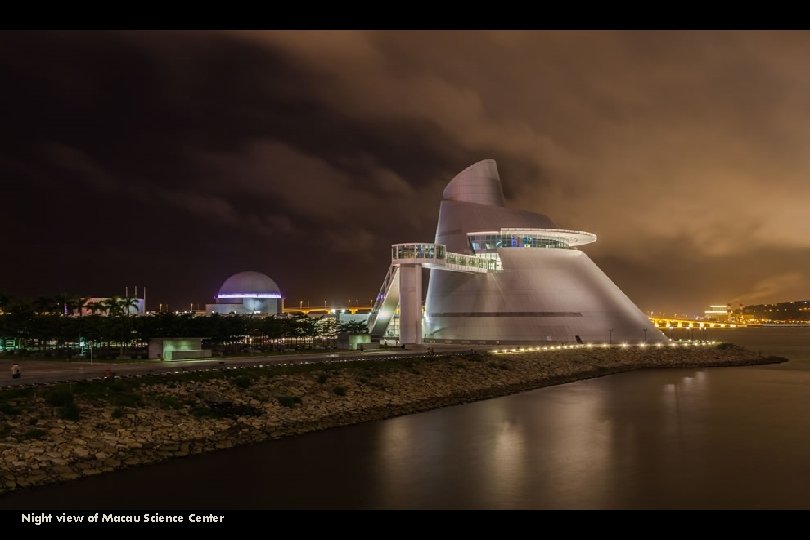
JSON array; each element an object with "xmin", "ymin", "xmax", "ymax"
[{"xmin": 467, "ymin": 228, "xmax": 596, "ymax": 252}]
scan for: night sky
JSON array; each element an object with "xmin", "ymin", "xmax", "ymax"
[{"xmin": 2, "ymin": 30, "xmax": 810, "ymax": 315}]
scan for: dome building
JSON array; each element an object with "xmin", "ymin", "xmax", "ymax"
[{"xmin": 206, "ymin": 271, "xmax": 283, "ymax": 316}]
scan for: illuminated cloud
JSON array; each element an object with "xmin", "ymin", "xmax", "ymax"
[{"xmin": 2, "ymin": 30, "xmax": 810, "ymax": 311}]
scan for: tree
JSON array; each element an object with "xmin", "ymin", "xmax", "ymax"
[
  {"xmin": 101, "ymin": 297, "xmax": 124, "ymax": 317},
  {"xmin": 339, "ymin": 320, "xmax": 369, "ymax": 334},
  {"xmin": 85, "ymin": 302, "xmax": 104, "ymax": 315},
  {"xmin": 52, "ymin": 293, "xmax": 72, "ymax": 316},
  {"xmin": 119, "ymin": 296, "xmax": 140, "ymax": 316},
  {"xmin": 68, "ymin": 296, "xmax": 89, "ymax": 317},
  {"xmin": 33, "ymin": 296, "xmax": 60, "ymax": 315}
]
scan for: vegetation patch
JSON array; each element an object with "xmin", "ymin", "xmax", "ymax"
[
  {"xmin": 44, "ymin": 386, "xmax": 74, "ymax": 407},
  {"xmin": 333, "ymin": 385, "xmax": 348, "ymax": 397},
  {"xmin": 110, "ymin": 392, "xmax": 143, "ymax": 407},
  {"xmin": 21, "ymin": 428, "xmax": 47, "ymax": 440},
  {"xmin": 58, "ymin": 403, "xmax": 81, "ymax": 421},
  {"xmin": 277, "ymin": 395, "xmax": 302, "ymax": 408},
  {"xmin": 232, "ymin": 375, "xmax": 252, "ymax": 389},
  {"xmin": 156, "ymin": 396, "xmax": 184, "ymax": 410},
  {"xmin": 191, "ymin": 403, "xmax": 262, "ymax": 418},
  {"xmin": 0, "ymin": 402, "xmax": 21, "ymax": 416}
]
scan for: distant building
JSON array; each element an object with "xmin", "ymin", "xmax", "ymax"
[
  {"xmin": 81, "ymin": 297, "xmax": 145, "ymax": 316},
  {"xmin": 704, "ymin": 304, "xmax": 729, "ymax": 322},
  {"xmin": 205, "ymin": 271, "xmax": 283, "ymax": 316},
  {"xmin": 148, "ymin": 337, "xmax": 210, "ymax": 361}
]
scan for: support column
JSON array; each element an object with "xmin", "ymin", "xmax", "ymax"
[{"xmin": 399, "ymin": 263, "xmax": 422, "ymax": 344}]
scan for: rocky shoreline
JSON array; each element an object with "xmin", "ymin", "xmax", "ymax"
[{"xmin": 0, "ymin": 344, "xmax": 785, "ymax": 497}]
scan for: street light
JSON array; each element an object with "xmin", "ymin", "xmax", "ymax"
[
  {"xmin": 609, "ymin": 329, "xmax": 613, "ymax": 345},
  {"xmin": 643, "ymin": 328, "xmax": 648, "ymax": 343}
]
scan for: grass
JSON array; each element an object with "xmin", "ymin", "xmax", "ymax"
[{"xmin": 0, "ymin": 350, "xmax": 482, "ymax": 416}]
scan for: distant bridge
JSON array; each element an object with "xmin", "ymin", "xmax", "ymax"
[
  {"xmin": 649, "ymin": 316, "xmax": 743, "ymax": 329},
  {"xmin": 283, "ymin": 306, "xmax": 372, "ymax": 316}
]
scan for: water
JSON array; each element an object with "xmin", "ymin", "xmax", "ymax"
[{"xmin": 3, "ymin": 327, "xmax": 810, "ymax": 509}]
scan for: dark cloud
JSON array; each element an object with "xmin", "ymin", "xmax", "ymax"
[{"xmin": 1, "ymin": 30, "xmax": 809, "ymax": 314}]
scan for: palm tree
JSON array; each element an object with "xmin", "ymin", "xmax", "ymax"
[
  {"xmin": 68, "ymin": 296, "xmax": 89, "ymax": 317},
  {"xmin": 85, "ymin": 301, "xmax": 103, "ymax": 315},
  {"xmin": 102, "ymin": 297, "xmax": 124, "ymax": 317},
  {"xmin": 52, "ymin": 293, "xmax": 72, "ymax": 316},
  {"xmin": 33, "ymin": 296, "xmax": 59, "ymax": 315},
  {"xmin": 119, "ymin": 296, "xmax": 140, "ymax": 316}
]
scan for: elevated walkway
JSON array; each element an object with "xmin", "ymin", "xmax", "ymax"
[
  {"xmin": 368, "ymin": 243, "xmax": 502, "ymax": 340},
  {"xmin": 390, "ymin": 243, "xmax": 501, "ymax": 273},
  {"xmin": 367, "ymin": 234, "xmax": 596, "ymax": 342}
]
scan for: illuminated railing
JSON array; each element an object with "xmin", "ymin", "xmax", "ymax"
[{"xmin": 391, "ymin": 243, "xmax": 501, "ymax": 273}]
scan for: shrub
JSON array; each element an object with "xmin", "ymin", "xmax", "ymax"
[
  {"xmin": 156, "ymin": 396, "xmax": 184, "ymax": 410},
  {"xmin": 277, "ymin": 395, "xmax": 302, "ymax": 408},
  {"xmin": 59, "ymin": 402, "xmax": 81, "ymax": 421},
  {"xmin": 333, "ymin": 386, "xmax": 348, "ymax": 397},
  {"xmin": 717, "ymin": 342, "xmax": 738, "ymax": 350},
  {"xmin": 111, "ymin": 407, "xmax": 125, "ymax": 419},
  {"xmin": 110, "ymin": 393, "xmax": 142, "ymax": 407},
  {"xmin": 190, "ymin": 406, "xmax": 216, "ymax": 418},
  {"xmin": 316, "ymin": 373, "xmax": 329, "ymax": 384},
  {"xmin": 21, "ymin": 428, "xmax": 47, "ymax": 440},
  {"xmin": 45, "ymin": 386, "xmax": 74, "ymax": 407},
  {"xmin": 233, "ymin": 375, "xmax": 252, "ymax": 389},
  {"xmin": 0, "ymin": 422, "xmax": 10, "ymax": 437},
  {"xmin": 0, "ymin": 402, "xmax": 21, "ymax": 416}
]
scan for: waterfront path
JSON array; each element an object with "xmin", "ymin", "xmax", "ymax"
[{"xmin": 0, "ymin": 345, "xmax": 473, "ymax": 387}]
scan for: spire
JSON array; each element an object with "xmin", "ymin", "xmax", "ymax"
[{"xmin": 442, "ymin": 159, "xmax": 505, "ymax": 207}]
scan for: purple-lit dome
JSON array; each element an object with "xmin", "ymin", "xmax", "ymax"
[{"xmin": 217, "ymin": 271, "xmax": 281, "ymax": 299}]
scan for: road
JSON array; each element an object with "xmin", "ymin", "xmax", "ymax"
[{"xmin": 0, "ymin": 344, "xmax": 486, "ymax": 388}]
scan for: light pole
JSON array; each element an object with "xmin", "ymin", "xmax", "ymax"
[
  {"xmin": 643, "ymin": 328, "xmax": 648, "ymax": 343},
  {"xmin": 609, "ymin": 329, "xmax": 613, "ymax": 345}
]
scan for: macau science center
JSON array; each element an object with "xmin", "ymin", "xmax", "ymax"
[{"xmin": 366, "ymin": 159, "xmax": 666, "ymax": 346}]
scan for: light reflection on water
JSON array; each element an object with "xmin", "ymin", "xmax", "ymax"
[{"xmin": 2, "ymin": 327, "xmax": 810, "ymax": 509}]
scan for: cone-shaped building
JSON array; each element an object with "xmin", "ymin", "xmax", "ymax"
[{"xmin": 422, "ymin": 159, "xmax": 665, "ymax": 344}]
